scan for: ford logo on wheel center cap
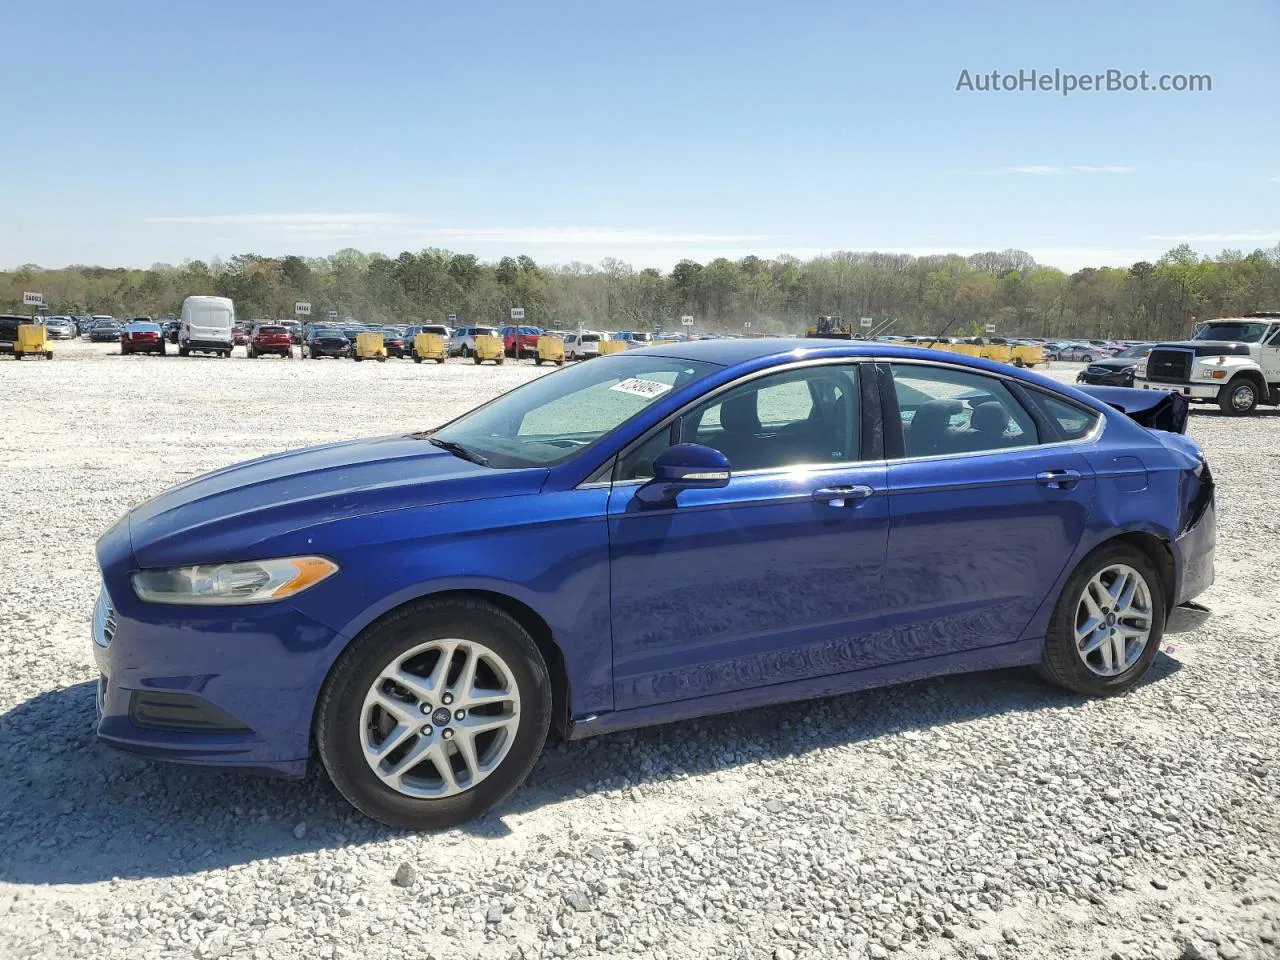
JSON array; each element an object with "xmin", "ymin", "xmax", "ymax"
[{"xmin": 431, "ymin": 707, "xmax": 452, "ymax": 727}]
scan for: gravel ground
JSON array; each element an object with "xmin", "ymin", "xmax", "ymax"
[{"xmin": 1, "ymin": 341, "xmax": 1277, "ymax": 960}]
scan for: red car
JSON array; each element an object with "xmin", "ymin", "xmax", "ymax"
[
  {"xmin": 232, "ymin": 327, "xmax": 250, "ymax": 346},
  {"xmin": 501, "ymin": 324, "xmax": 542, "ymax": 357},
  {"xmin": 247, "ymin": 324, "xmax": 294, "ymax": 359},
  {"xmin": 120, "ymin": 320, "xmax": 166, "ymax": 356}
]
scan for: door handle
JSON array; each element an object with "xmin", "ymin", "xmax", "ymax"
[
  {"xmin": 1036, "ymin": 469, "xmax": 1082, "ymax": 489},
  {"xmin": 813, "ymin": 484, "xmax": 874, "ymax": 507}
]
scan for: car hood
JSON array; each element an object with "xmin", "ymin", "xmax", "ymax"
[
  {"xmin": 127, "ymin": 435, "xmax": 547, "ymax": 567},
  {"xmin": 1154, "ymin": 340, "xmax": 1253, "ymax": 357},
  {"xmin": 1088, "ymin": 358, "xmax": 1139, "ymax": 370}
]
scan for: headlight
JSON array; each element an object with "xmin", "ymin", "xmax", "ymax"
[
  {"xmin": 1135, "ymin": 364, "xmax": 1147, "ymax": 377},
  {"xmin": 132, "ymin": 556, "xmax": 338, "ymax": 605},
  {"xmin": 1199, "ymin": 369, "xmax": 1227, "ymax": 380}
]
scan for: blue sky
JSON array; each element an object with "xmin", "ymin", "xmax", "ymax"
[{"xmin": 3, "ymin": 0, "xmax": 1277, "ymax": 272}]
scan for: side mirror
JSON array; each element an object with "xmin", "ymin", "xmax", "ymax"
[{"xmin": 636, "ymin": 443, "xmax": 731, "ymax": 503}]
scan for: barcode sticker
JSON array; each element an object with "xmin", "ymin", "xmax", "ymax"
[{"xmin": 610, "ymin": 377, "xmax": 673, "ymax": 399}]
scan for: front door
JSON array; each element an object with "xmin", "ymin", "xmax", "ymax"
[{"xmin": 607, "ymin": 362, "xmax": 892, "ymax": 710}]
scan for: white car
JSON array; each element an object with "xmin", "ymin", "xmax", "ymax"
[
  {"xmin": 564, "ymin": 330, "xmax": 606, "ymax": 360},
  {"xmin": 447, "ymin": 325, "xmax": 501, "ymax": 357}
]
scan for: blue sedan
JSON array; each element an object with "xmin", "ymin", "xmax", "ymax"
[{"xmin": 92, "ymin": 339, "xmax": 1215, "ymax": 829}]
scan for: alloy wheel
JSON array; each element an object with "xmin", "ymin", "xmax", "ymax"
[
  {"xmin": 360, "ymin": 638, "xmax": 521, "ymax": 798},
  {"xmin": 1073, "ymin": 563, "xmax": 1153, "ymax": 677}
]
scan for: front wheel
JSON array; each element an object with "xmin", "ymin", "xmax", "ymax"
[
  {"xmin": 1038, "ymin": 543, "xmax": 1165, "ymax": 697},
  {"xmin": 1219, "ymin": 378, "xmax": 1258, "ymax": 415},
  {"xmin": 315, "ymin": 598, "xmax": 552, "ymax": 830}
]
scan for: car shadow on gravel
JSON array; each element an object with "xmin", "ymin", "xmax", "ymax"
[{"xmin": 0, "ymin": 656, "xmax": 1181, "ymax": 885}]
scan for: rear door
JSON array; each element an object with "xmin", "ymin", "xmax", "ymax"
[{"xmin": 879, "ymin": 361, "xmax": 1097, "ymax": 656}]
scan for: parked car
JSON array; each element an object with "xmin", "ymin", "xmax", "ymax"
[
  {"xmin": 232, "ymin": 326, "xmax": 250, "ymax": 347},
  {"xmin": 88, "ymin": 315, "xmax": 115, "ymax": 337},
  {"xmin": 280, "ymin": 319, "xmax": 303, "ymax": 345},
  {"xmin": 72, "ymin": 315, "xmax": 96, "ymax": 336},
  {"xmin": 500, "ymin": 325, "xmax": 542, "ymax": 358},
  {"xmin": 89, "ymin": 320, "xmax": 123, "ymax": 342},
  {"xmin": 1076, "ymin": 343, "xmax": 1154, "ymax": 386},
  {"xmin": 614, "ymin": 331, "xmax": 654, "ymax": 348},
  {"xmin": 120, "ymin": 320, "xmax": 166, "ymax": 356},
  {"xmin": 247, "ymin": 323, "xmax": 294, "ymax": 359},
  {"xmin": 342, "ymin": 324, "xmax": 367, "ymax": 344},
  {"xmin": 303, "ymin": 326, "xmax": 350, "ymax": 359},
  {"xmin": 91, "ymin": 339, "xmax": 1216, "ymax": 830},
  {"xmin": 381, "ymin": 327, "xmax": 409, "ymax": 358},
  {"xmin": 0, "ymin": 315, "xmax": 25, "ymax": 356},
  {"xmin": 448, "ymin": 325, "xmax": 501, "ymax": 357},
  {"xmin": 564, "ymin": 330, "xmax": 605, "ymax": 360},
  {"xmin": 1048, "ymin": 342, "xmax": 1104, "ymax": 362},
  {"xmin": 44, "ymin": 316, "xmax": 76, "ymax": 339},
  {"xmin": 179, "ymin": 296, "xmax": 234, "ymax": 357}
]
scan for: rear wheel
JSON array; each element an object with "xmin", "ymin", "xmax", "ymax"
[
  {"xmin": 535, "ymin": 356, "xmax": 543, "ymax": 366},
  {"xmin": 1038, "ymin": 543, "xmax": 1165, "ymax": 696},
  {"xmin": 436, "ymin": 357, "xmax": 446, "ymax": 364},
  {"xmin": 179, "ymin": 345, "xmax": 189, "ymax": 357},
  {"xmin": 315, "ymin": 598, "xmax": 552, "ymax": 830},
  {"xmin": 1219, "ymin": 378, "xmax": 1258, "ymax": 415}
]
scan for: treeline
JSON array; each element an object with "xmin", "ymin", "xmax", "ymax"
[{"xmin": 3, "ymin": 242, "xmax": 1279, "ymax": 339}]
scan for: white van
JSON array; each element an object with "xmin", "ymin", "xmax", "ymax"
[{"xmin": 179, "ymin": 296, "xmax": 235, "ymax": 357}]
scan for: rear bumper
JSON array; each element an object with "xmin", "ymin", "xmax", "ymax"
[
  {"xmin": 183, "ymin": 339, "xmax": 231, "ymax": 352},
  {"xmin": 1173, "ymin": 493, "xmax": 1215, "ymax": 607}
]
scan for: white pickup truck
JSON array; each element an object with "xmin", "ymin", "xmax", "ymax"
[{"xmin": 1134, "ymin": 313, "xmax": 1280, "ymax": 415}]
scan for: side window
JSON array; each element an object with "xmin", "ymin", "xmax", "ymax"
[
  {"xmin": 1036, "ymin": 393, "xmax": 1101, "ymax": 440},
  {"xmin": 889, "ymin": 364, "xmax": 1037, "ymax": 457},
  {"xmin": 1267, "ymin": 325, "xmax": 1280, "ymax": 347},
  {"xmin": 678, "ymin": 365, "xmax": 861, "ymax": 473}
]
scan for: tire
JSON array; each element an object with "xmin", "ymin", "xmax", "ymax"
[
  {"xmin": 45, "ymin": 352, "xmax": 53, "ymax": 360},
  {"xmin": 1218, "ymin": 378, "xmax": 1259, "ymax": 416},
  {"xmin": 414, "ymin": 356, "xmax": 422, "ymax": 364},
  {"xmin": 1081, "ymin": 354, "xmax": 1092, "ymax": 363},
  {"xmin": 1038, "ymin": 542, "xmax": 1166, "ymax": 697},
  {"xmin": 555, "ymin": 359, "xmax": 564, "ymax": 366},
  {"xmin": 179, "ymin": 345, "xmax": 189, "ymax": 357},
  {"xmin": 497, "ymin": 357, "xmax": 505, "ymax": 365},
  {"xmin": 474, "ymin": 355, "xmax": 482, "ymax": 365},
  {"xmin": 315, "ymin": 597, "xmax": 552, "ymax": 830},
  {"xmin": 462, "ymin": 345, "xmax": 471, "ymax": 358},
  {"xmin": 535, "ymin": 357, "xmax": 543, "ymax": 366},
  {"xmin": 354, "ymin": 355, "xmax": 363, "ymax": 362},
  {"xmin": 436, "ymin": 358, "xmax": 445, "ymax": 364}
]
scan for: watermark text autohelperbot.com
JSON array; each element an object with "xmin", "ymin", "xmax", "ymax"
[{"xmin": 956, "ymin": 68, "xmax": 1211, "ymax": 96}]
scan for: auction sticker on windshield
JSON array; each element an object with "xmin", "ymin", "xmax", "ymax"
[{"xmin": 610, "ymin": 377, "xmax": 674, "ymax": 399}]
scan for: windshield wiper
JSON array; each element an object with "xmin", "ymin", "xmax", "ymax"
[{"xmin": 428, "ymin": 437, "xmax": 490, "ymax": 466}]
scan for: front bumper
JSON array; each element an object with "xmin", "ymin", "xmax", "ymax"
[
  {"xmin": 1134, "ymin": 378, "xmax": 1220, "ymax": 400},
  {"xmin": 91, "ymin": 585, "xmax": 345, "ymax": 776}
]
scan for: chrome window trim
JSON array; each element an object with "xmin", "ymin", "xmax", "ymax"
[
  {"xmin": 577, "ymin": 353, "xmax": 1105, "ymax": 489},
  {"xmin": 882, "ymin": 356, "xmax": 1106, "ymax": 461}
]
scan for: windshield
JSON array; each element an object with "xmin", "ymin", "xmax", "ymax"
[
  {"xmin": 1116, "ymin": 344, "xmax": 1150, "ymax": 358},
  {"xmin": 1194, "ymin": 322, "xmax": 1270, "ymax": 343},
  {"xmin": 432, "ymin": 355, "xmax": 718, "ymax": 468}
]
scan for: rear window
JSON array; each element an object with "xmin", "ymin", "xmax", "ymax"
[
  {"xmin": 423, "ymin": 326, "xmax": 448, "ymax": 335},
  {"xmin": 475, "ymin": 327, "xmax": 498, "ymax": 336},
  {"xmin": 581, "ymin": 334, "xmax": 601, "ymax": 343},
  {"xmin": 1036, "ymin": 393, "xmax": 1101, "ymax": 440},
  {"xmin": 258, "ymin": 325, "xmax": 286, "ymax": 334}
]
